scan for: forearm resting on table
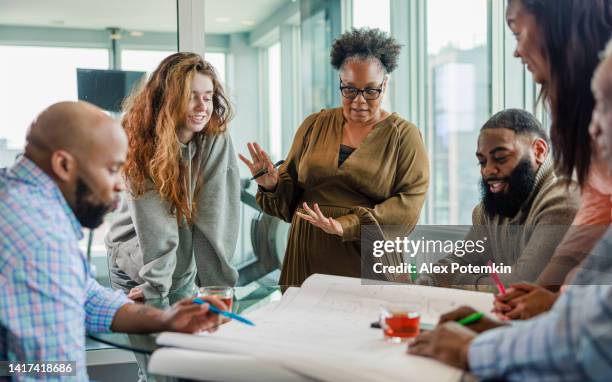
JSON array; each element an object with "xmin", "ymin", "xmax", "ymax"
[{"xmin": 110, "ymin": 303, "xmax": 169, "ymax": 333}]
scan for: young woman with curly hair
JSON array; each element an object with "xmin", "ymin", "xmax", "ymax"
[
  {"xmin": 105, "ymin": 52, "xmax": 240, "ymax": 306},
  {"xmin": 240, "ymin": 28, "xmax": 430, "ymax": 286}
]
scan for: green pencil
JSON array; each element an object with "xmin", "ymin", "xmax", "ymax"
[
  {"xmin": 457, "ymin": 311, "xmax": 484, "ymax": 326},
  {"xmin": 410, "ymin": 259, "xmax": 418, "ymax": 282}
]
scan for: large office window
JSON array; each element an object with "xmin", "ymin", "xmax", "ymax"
[
  {"xmin": 0, "ymin": 45, "xmax": 110, "ymax": 264},
  {"xmin": 351, "ymin": 0, "xmax": 392, "ymax": 112},
  {"xmin": 352, "ymin": 0, "xmax": 390, "ymax": 32},
  {"xmin": 426, "ymin": 0, "xmax": 490, "ymax": 225},
  {"xmin": 121, "ymin": 49, "xmax": 175, "ymax": 74},
  {"xmin": 205, "ymin": 52, "xmax": 227, "ymax": 85},
  {"xmin": 0, "ymin": 0, "xmax": 534, "ymax": 282},
  {"xmin": 0, "ymin": 46, "xmax": 109, "ymax": 166},
  {"xmin": 120, "ymin": 50, "xmax": 226, "ymax": 88},
  {"xmin": 204, "ymin": 0, "xmax": 297, "ymax": 278},
  {"xmin": 352, "ymin": 3, "xmax": 509, "ymax": 225},
  {"xmin": 0, "ymin": 0, "xmax": 178, "ymax": 263}
]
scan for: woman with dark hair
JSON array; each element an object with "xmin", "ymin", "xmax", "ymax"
[
  {"xmin": 488, "ymin": 0, "xmax": 612, "ymax": 319},
  {"xmin": 240, "ymin": 28, "xmax": 429, "ymax": 286},
  {"xmin": 105, "ymin": 53, "xmax": 240, "ymax": 306},
  {"xmin": 508, "ymin": 0, "xmax": 611, "ymax": 185}
]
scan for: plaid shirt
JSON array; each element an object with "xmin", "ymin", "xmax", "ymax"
[
  {"xmin": 469, "ymin": 229, "xmax": 612, "ymax": 381},
  {"xmin": 0, "ymin": 156, "xmax": 130, "ymax": 381}
]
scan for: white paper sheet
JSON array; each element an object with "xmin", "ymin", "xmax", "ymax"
[
  {"xmin": 148, "ymin": 348, "xmax": 310, "ymax": 382},
  {"xmin": 153, "ymin": 274, "xmax": 493, "ymax": 381}
]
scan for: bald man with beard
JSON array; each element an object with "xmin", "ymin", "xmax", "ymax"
[{"xmin": 0, "ymin": 102, "xmax": 227, "ymax": 381}]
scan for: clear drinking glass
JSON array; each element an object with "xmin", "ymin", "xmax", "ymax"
[
  {"xmin": 380, "ymin": 304, "xmax": 421, "ymax": 343},
  {"xmin": 197, "ymin": 286, "xmax": 234, "ymax": 312}
]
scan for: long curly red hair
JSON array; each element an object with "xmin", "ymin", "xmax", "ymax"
[{"xmin": 122, "ymin": 52, "xmax": 233, "ymax": 224}]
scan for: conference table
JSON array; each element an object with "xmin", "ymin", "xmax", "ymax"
[{"xmin": 87, "ymin": 280, "xmax": 480, "ymax": 382}]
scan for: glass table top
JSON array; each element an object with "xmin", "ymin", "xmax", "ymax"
[{"xmin": 87, "ymin": 284, "xmax": 282, "ymax": 355}]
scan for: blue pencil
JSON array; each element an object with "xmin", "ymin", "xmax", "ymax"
[{"xmin": 192, "ymin": 297, "xmax": 255, "ymax": 326}]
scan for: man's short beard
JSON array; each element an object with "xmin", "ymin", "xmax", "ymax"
[
  {"xmin": 480, "ymin": 157, "xmax": 537, "ymax": 218},
  {"xmin": 74, "ymin": 177, "xmax": 112, "ymax": 229}
]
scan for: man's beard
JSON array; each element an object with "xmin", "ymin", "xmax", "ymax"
[
  {"xmin": 74, "ymin": 178, "xmax": 113, "ymax": 229},
  {"xmin": 480, "ymin": 158, "xmax": 537, "ymax": 218}
]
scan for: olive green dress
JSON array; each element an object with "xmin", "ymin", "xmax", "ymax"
[{"xmin": 256, "ymin": 108, "xmax": 430, "ymax": 286}]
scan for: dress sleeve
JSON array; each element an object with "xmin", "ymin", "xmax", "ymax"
[{"xmin": 256, "ymin": 112, "xmax": 319, "ymax": 222}]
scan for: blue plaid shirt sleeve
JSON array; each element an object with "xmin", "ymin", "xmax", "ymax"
[
  {"xmin": 468, "ymin": 285, "xmax": 612, "ymax": 381},
  {"xmin": 84, "ymin": 277, "xmax": 131, "ymax": 333}
]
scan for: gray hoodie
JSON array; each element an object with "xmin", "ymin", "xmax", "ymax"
[{"xmin": 105, "ymin": 132, "xmax": 240, "ymax": 301}]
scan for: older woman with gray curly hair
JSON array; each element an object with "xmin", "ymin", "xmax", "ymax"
[{"xmin": 240, "ymin": 28, "xmax": 430, "ymax": 286}]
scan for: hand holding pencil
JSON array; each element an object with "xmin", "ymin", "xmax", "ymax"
[
  {"xmin": 239, "ymin": 142, "xmax": 281, "ymax": 191},
  {"xmin": 493, "ymin": 283, "xmax": 558, "ymax": 320},
  {"xmin": 438, "ymin": 306, "xmax": 504, "ymax": 334},
  {"xmin": 408, "ymin": 305, "xmax": 507, "ymax": 370}
]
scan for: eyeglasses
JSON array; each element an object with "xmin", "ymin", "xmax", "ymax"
[{"xmin": 339, "ymin": 79, "xmax": 385, "ymax": 100}]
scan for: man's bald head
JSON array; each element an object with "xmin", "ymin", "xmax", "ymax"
[
  {"xmin": 26, "ymin": 101, "xmax": 120, "ymax": 159},
  {"xmin": 24, "ymin": 101, "xmax": 128, "ymax": 228}
]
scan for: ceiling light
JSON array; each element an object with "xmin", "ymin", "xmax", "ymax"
[
  {"xmin": 107, "ymin": 27, "xmax": 122, "ymax": 40},
  {"xmin": 130, "ymin": 31, "xmax": 144, "ymax": 37},
  {"xmin": 240, "ymin": 20, "xmax": 255, "ymax": 26},
  {"xmin": 215, "ymin": 17, "xmax": 230, "ymax": 23}
]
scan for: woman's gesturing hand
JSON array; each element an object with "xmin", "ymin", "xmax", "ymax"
[
  {"xmin": 296, "ymin": 202, "xmax": 344, "ymax": 237},
  {"xmin": 238, "ymin": 142, "xmax": 279, "ymax": 191}
]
